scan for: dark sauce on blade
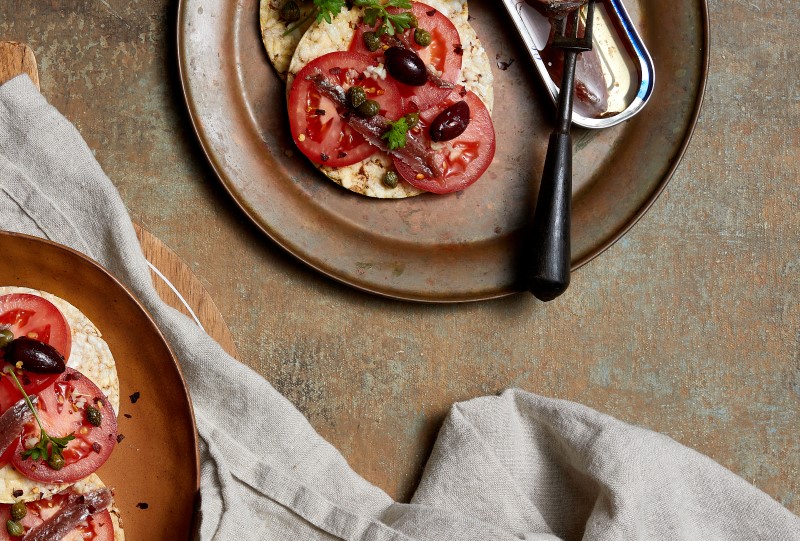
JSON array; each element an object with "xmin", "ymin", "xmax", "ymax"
[
  {"xmin": 539, "ymin": 33, "xmax": 609, "ymax": 118},
  {"xmin": 526, "ymin": 0, "xmax": 610, "ymax": 118}
]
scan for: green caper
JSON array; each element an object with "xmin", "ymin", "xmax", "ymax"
[
  {"xmin": 279, "ymin": 0, "xmax": 301, "ymax": 23},
  {"xmin": 356, "ymin": 99, "xmax": 380, "ymax": 118},
  {"xmin": 86, "ymin": 405, "xmax": 102, "ymax": 427},
  {"xmin": 9, "ymin": 502, "xmax": 26, "ymax": 522},
  {"xmin": 6, "ymin": 520, "xmax": 23, "ymax": 537},
  {"xmin": 407, "ymin": 14, "xmax": 419, "ymax": 28},
  {"xmin": 414, "ymin": 28, "xmax": 432, "ymax": 47},
  {"xmin": 363, "ymin": 31, "xmax": 381, "ymax": 52},
  {"xmin": 47, "ymin": 453, "xmax": 65, "ymax": 471},
  {"xmin": 0, "ymin": 329, "xmax": 13, "ymax": 349},
  {"xmin": 346, "ymin": 86, "xmax": 367, "ymax": 109},
  {"xmin": 383, "ymin": 171, "xmax": 399, "ymax": 188},
  {"xmin": 403, "ymin": 112, "xmax": 420, "ymax": 129}
]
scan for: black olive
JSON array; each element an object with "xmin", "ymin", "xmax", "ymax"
[
  {"xmin": 429, "ymin": 100, "xmax": 470, "ymax": 142},
  {"xmin": 385, "ymin": 47, "xmax": 427, "ymax": 86},
  {"xmin": 3, "ymin": 337, "xmax": 66, "ymax": 374}
]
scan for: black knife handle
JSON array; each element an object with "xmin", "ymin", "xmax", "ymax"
[{"xmin": 529, "ymin": 131, "xmax": 572, "ymax": 302}]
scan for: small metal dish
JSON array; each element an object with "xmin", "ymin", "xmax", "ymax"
[{"xmin": 500, "ymin": 0, "xmax": 655, "ymax": 129}]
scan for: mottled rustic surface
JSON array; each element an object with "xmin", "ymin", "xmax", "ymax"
[{"xmin": 2, "ymin": 0, "xmax": 798, "ymax": 515}]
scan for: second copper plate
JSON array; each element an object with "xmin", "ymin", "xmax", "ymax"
[
  {"xmin": 0, "ymin": 231, "xmax": 199, "ymax": 540},
  {"xmin": 177, "ymin": 0, "xmax": 708, "ymax": 302}
]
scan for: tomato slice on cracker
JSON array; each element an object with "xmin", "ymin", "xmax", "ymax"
[
  {"xmin": 0, "ymin": 488, "xmax": 115, "ymax": 541},
  {"xmin": 289, "ymin": 51, "xmax": 404, "ymax": 167},
  {"xmin": 12, "ymin": 368, "xmax": 117, "ymax": 485},
  {"xmin": 0, "ymin": 294, "xmax": 71, "ymax": 361},
  {"xmin": 350, "ymin": 2, "xmax": 463, "ymax": 112},
  {"xmin": 394, "ymin": 89, "xmax": 495, "ymax": 194}
]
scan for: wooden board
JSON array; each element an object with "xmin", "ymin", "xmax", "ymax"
[
  {"xmin": 134, "ymin": 224, "xmax": 238, "ymax": 358},
  {"xmin": 0, "ymin": 41, "xmax": 38, "ymax": 88}
]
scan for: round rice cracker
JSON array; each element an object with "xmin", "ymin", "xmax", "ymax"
[
  {"xmin": 0, "ymin": 286, "xmax": 120, "ymax": 503},
  {"xmin": 0, "ymin": 474, "xmax": 124, "ymax": 539},
  {"xmin": 287, "ymin": 1, "xmax": 494, "ymax": 198},
  {"xmin": 260, "ymin": 0, "xmax": 322, "ymax": 80}
]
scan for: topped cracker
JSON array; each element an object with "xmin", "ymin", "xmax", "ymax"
[
  {"xmin": 282, "ymin": 0, "xmax": 494, "ymax": 198},
  {"xmin": 0, "ymin": 287, "xmax": 120, "ymax": 503}
]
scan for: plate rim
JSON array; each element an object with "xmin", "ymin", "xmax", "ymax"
[
  {"xmin": 0, "ymin": 229, "xmax": 201, "ymax": 533},
  {"xmin": 176, "ymin": 0, "xmax": 710, "ymax": 303},
  {"xmin": 569, "ymin": 0, "xmax": 710, "ymax": 270}
]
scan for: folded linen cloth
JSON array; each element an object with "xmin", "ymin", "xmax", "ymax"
[{"xmin": 0, "ymin": 74, "xmax": 798, "ymax": 540}]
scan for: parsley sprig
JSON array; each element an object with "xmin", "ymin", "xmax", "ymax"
[
  {"xmin": 354, "ymin": 0, "xmax": 415, "ymax": 36},
  {"xmin": 382, "ymin": 117, "xmax": 410, "ymax": 150},
  {"xmin": 8, "ymin": 371, "xmax": 74, "ymax": 467},
  {"xmin": 283, "ymin": 0, "xmax": 347, "ymax": 36}
]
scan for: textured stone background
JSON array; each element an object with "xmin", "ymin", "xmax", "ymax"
[{"xmin": 1, "ymin": 0, "xmax": 797, "ymax": 514}]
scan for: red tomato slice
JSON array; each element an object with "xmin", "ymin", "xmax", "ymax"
[
  {"xmin": 0, "ymin": 439, "xmax": 17, "ymax": 470},
  {"xmin": 0, "ymin": 492, "xmax": 114, "ymax": 541},
  {"xmin": 394, "ymin": 90, "xmax": 495, "ymax": 194},
  {"xmin": 350, "ymin": 2, "xmax": 463, "ymax": 112},
  {"xmin": 288, "ymin": 51, "xmax": 403, "ymax": 167},
  {"xmin": 0, "ymin": 370, "xmax": 60, "ymax": 414},
  {"xmin": 0, "ymin": 294, "xmax": 71, "ymax": 361},
  {"xmin": 12, "ymin": 368, "xmax": 117, "ymax": 484}
]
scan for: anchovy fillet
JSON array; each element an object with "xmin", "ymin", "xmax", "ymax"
[
  {"xmin": 22, "ymin": 488, "xmax": 112, "ymax": 541},
  {"xmin": 346, "ymin": 115, "xmax": 441, "ymax": 178},
  {"xmin": 0, "ymin": 397, "xmax": 35, "ymax": 455},
  {"xmin": 306, "ymin": 71, "xmax": 347, "ymax": 107},
  {"xmin": 307, "ymin": 73, "xmax": 443, "ymax": 178}
]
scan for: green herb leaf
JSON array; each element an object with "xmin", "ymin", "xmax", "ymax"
[
  {"xmin": 21, "ymin": 426, "xmax": 74, "ymax": 465},
  {"xmin": 388, "ymin": 11, "xmax": 414, "ymax": 33},
  {"xmin": 381, "ymin": 117, "xmax": 410, "ymax": 150},
  {"xmin": 362, "ymin": 6, "xmax": 381, "ymax": 26},
  {"xmin": 313, "ymin": 0, "xmax": 346, "ymax": 23},
  {"xmin": 51, "ymin": 434, "xmax": 76, "ymax": 448},
  {"xmin": 353, "ymin": 0, "xmax": 415, "ymax": 36},
  {"xmin": 282, "ymin": 0, "xmax": 346, "ymax": 36},
  {"xmin": 9, "ymin": 371, "xmax": 75, "ymax": 468}
]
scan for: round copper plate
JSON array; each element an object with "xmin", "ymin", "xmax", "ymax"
[
  {"xmin": 177, "ymin": 0, "xmax": 708, "ymax": 302},
  {"xmin": 0, "ymin": 232, "xmax": 199, "ymax": 540}
]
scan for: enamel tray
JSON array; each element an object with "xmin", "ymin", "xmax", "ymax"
[{"xmin": 500, "ymin": 0, "xmax": 655, "ymax": 128}]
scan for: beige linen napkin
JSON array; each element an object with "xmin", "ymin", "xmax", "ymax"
[{"xmin": 1, "ymin": 74, "xmax": 798, "ymax": 540}]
